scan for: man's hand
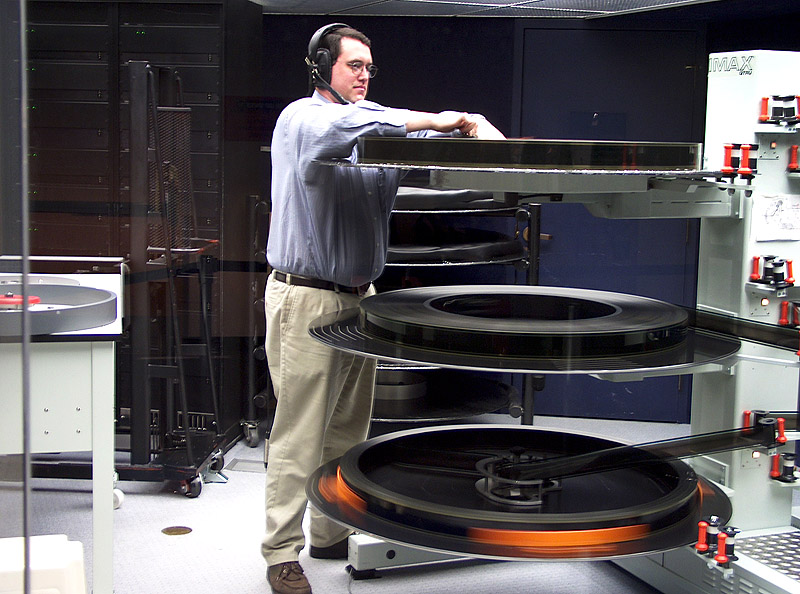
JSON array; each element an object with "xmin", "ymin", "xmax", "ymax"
[
  {"xmin": 405, "ymin": 110, "xmax": 505, "ymax": 139},
  {"xmin": 463, "ymin": 114, "xmax": 506, "ymax": 140},
  {"xmin": 433, "ymin": 110, "xmax": 473, "ymax": 133},
  {"xmin": 406, "ymin": 110, "xmax": 469, "ymax": 133}
]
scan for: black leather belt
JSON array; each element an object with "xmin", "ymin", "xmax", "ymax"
[{"xmin": 274, "ymin": 271, "xmax": 370, "ymax": 296}]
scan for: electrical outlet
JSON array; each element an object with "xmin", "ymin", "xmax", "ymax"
[
  {"xmin": 748, "ymin": 297, "xmax": 772, "ymax": 318},
  {"xmin": 740, "ymin": 449, "xmax": 765, "ymax": 469},
  {"xmin": 758, "ymin": 136, "xmax": 781, "ymax": 161}
]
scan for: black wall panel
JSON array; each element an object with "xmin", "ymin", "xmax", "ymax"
[
  {"xmin": 30, "ymin": 100, "xmax": 109, "ymax": 128},
  {"xmin": 26, "ymin": 0, "xmax": 266, "ymax": 452},
  {"xmin": 27, "ymin": 2, "xmax": 115, "ymax": 254},
  {"xmin": 260, "ymin": 16, "xmax": 516, "ymax": 140},
  {"xmin": 27, "ymin": 1, "xmax": 226, "ymax": 259}
]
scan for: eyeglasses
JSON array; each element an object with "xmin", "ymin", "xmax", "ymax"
[{"xmin": 344, "ymin": 61, "xmax": 378, "ymax": 78}]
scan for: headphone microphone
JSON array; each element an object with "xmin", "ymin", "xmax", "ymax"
[{"xmin": 306, "ymin": 22, "xmax": 350, "ymax": 105}]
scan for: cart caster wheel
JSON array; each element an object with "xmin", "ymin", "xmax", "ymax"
[
  {"xmin": 113, "ymin": 488, "xmax": 125, "ymax": 510},
  {"xmin": 179, "ymin": 477, "xmax": 202, "ymax": 498},
  {"xmin": 209, "ymin": 451, "xmax": 225, "ymax": 472},
  {"xmin": 244, "ymin": 423, "xmax": 259, "ymax": 448}
]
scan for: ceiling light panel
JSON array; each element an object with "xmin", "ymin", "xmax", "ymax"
[
  {"xmin": 253, "ymin": 0, "xmax": 723, "ymax": 17},
  {"xmin": 520, "ymin": 0, "xmax": 721, "ymax": 17},
  {"xmin": 256, "ymin": 0, "xmax": 385, "ymax": 14},
  {"xmin": 337, "ymin": 1, "xmax": 530, "ymax": 17}
]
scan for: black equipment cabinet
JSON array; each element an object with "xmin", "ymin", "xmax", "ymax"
[{"xmin": 26, "ymin": 0, "xmax": 268, "ymax": 493}]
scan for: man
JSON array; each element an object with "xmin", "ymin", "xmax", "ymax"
[{"xmin": 263, "ymin": 23, "xmax": 504, "ymax": 594}]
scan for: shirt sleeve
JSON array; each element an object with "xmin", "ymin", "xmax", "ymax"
[{"xmin": 297, "ymin": 100, "xmax": 411, "ymax": 162}]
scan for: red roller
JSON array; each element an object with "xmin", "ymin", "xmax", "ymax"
[
  {"xmin": 722, "ymin": 144, "xmax": 735, "ymax": 175},
  {"xmin": 780, "ymin": 301, "xmax": 790, "ymax": 326},
  {"xmin": 738, "ymin": 144, "xmax": 753, "ymax": 176},
  {"xmin": 750, "ymin": 256, "xmax": 761, "ymax": 281},
  {"xmin": 771, "ymin": 454, "xmax": 782, "ymax": 478},
  {"xmin": 759, "ymin": 97, "xmax": 770, "ymax": 122}
]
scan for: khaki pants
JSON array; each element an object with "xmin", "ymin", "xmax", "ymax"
[{"xmin": 261, "ymin": 272, "xmax": 375, "ymax": 566}]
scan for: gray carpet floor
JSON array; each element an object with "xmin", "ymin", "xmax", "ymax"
[{"xmin": 7, "ymin": 415, "xmax": 693, "ymax": 593}]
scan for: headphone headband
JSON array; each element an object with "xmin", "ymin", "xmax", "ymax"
[{"xmin": 307, "ymin": 22, "xmax": 349, "ymax": 63}]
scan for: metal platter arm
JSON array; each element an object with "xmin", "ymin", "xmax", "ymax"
[{"xmin": 494, "ymin": 415, "xmax": 789, "ymax": 482}]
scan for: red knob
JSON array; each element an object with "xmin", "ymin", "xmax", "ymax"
[
  {"xmin": 0, "ymin": 294, "xmax": 41, "ymax": 308},
  {"xmin": 790, "ymin": 145, "xmax": 799, "ymax": 172},
  {"xmin": 780, "ymin": 301, "xmax": 790, "ymax": 326},
  {"xmin": 787, "ymin": 259, "xmax": 795, "ymax": 284},
  {"xmin": 743, "ymin": 410, "xmax": 753, "ymax": 428},
  {"xmin": 714, "ymin": 533, "xmax": 729, "ymax": 566},
  {"xmin": 777, "ymin": 417, "xmax": 788, "ymax": 444},
  {"xmin": 695, "ymin": 520, "xmax": 709, "ymax": 553}
]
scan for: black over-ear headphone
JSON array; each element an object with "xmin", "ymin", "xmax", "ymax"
[{"xmin": 305, "ymin": 22, "xmax": 350, "ymax": 104}]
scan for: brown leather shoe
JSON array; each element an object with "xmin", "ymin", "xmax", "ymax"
[{"xmin": 267, "ymin": 561, "xmax": 311, "ymax": 594}]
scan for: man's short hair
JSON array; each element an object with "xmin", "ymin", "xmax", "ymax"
[{"xmin": 320, "ymin": 27, "xmax": 371, "ymax": 64}]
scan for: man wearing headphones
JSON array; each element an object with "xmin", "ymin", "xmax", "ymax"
[{"xmin": 263, "ymin": 23, "xmax": 504, "ymax": 594}]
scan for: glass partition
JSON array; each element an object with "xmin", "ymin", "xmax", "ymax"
[
  {"xmin": 0, "ymin": 0, "xmax": 30, "ymax": 590},
  {"xmin": 0, "ymin": 2, "xmax": 267, "ymax": 592},
  {"xmin": 1, "ymin": 7, "xmax": 798, "ymax": 594}
]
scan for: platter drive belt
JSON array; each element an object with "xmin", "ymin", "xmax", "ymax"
[{"xmin": 304, "ymin": 286, "xmax": 744, "ymax": 560}]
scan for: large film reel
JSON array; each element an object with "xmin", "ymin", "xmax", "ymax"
[
  {"xmin": 308, "ymin": 425, "xmax": 731, "ymax": 560},
  {"xmin": 356, "ymin": 137, "xmax": 703, "ymax": 171},
  {"xmin": 361, "ymin": 285, "xmax": 689, "ymax": 357},
  {"xmin": 310, "ymin": 286, "xmax": 740, "ymax": 375}
]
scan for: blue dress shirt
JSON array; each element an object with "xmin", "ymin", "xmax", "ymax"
[{"xmin": 267, "ymin": 91, "xmax": 439, "ymax": 286}]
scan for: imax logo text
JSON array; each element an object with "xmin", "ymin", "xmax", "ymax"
[{"xmin": 709, "ymin": 55, "xmax": 754, "ymax": 76}]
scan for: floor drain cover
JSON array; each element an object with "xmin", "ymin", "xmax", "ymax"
[{"xmin": 162, "ymin": 526, "xmax": 193, "ymax": 536}]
